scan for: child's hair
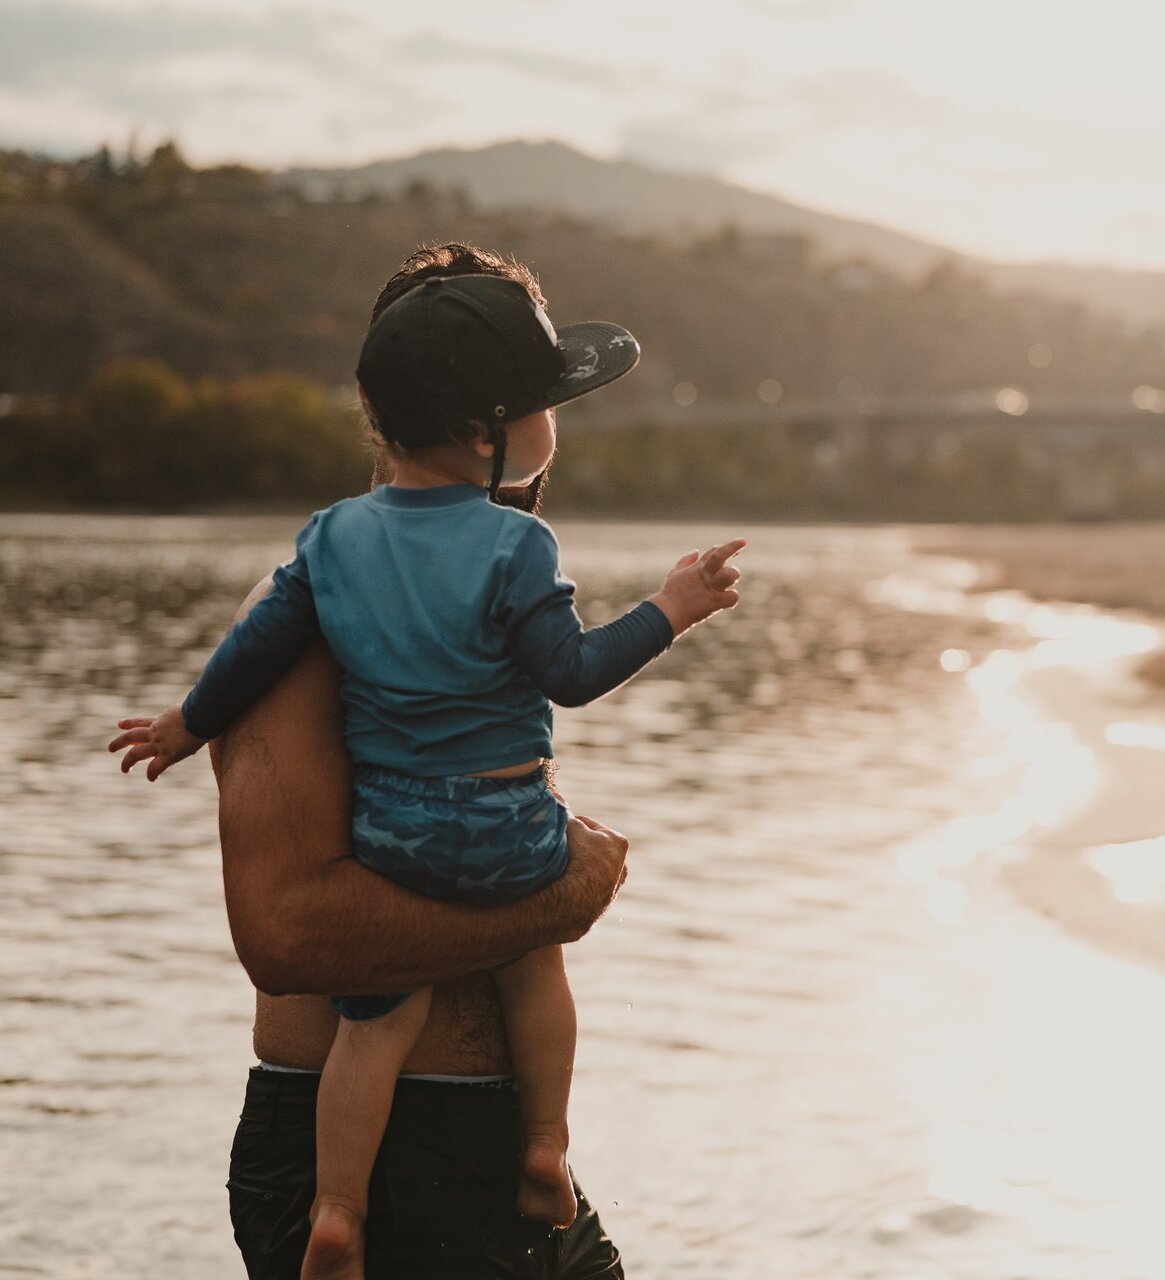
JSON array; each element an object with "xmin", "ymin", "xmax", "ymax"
[
  {"xmin": 362, "ymin": 242, "xmax": 550, "ymax": 514},
  {"xmin": 370, "ymin": 242, "xmax": 547, "ymax": 323}
]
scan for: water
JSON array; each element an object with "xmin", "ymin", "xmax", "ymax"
[{"xmin": 2, "ymin": 515, "xmax": 1163, "ymax": 1278}]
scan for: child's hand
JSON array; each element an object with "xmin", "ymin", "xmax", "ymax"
[
  {"xmin": 649, "ymin": 538, "xmax": 746, "ymax": 638},
  {"xmin": 108, "ymin": 705, "xmax": 207, "ymax": 781}
]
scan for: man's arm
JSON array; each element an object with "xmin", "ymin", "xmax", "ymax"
[{"xmin": 212, "ymin": 637, "xmax": 628, "ymax": 997}]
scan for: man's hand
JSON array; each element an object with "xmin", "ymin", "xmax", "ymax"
[
  {"xmin": 648, "ymin": 538, "xmax": 746, "ymax": 638},
  {"xmin": 108, "ymin": 705, "xmax": 207, "ymax": 781},
  {"xmin": 556, "ymin": 814, "xmax": 629, "ymax": 941}
]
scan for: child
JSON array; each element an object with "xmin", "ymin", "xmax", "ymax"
[{"xmin": 110, "ymin": 261, "xmax": 744, "ymax": 1280}]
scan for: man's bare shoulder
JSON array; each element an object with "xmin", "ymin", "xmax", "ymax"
[{"xmin": 236, "ymin": 573, "xmax": 275, "ymax": 620}]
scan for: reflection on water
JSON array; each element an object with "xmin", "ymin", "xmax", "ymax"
[
  {"xmin": 2, "ymin": 515, "xmax": 1164, "ymax": 1278},
  {"xmin": 1090, "ymin": 837, "xmax": 1165, "ymax": 906},
  {"xmin": 1105, "ymin": 720, "xmax": 1165, "ymax": 748}
]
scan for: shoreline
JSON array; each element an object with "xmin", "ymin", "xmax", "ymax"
[
  {"xmin": 1002, "ymin": 644, "xmax": 1165, "ymax": 973},
  {"xmin": 916, "ymin": 521, "xmax": 1165, "ymax": 695},
  {"xmin": 916, "ymin": 524, "xmax": 1165, "ymax": 973}
]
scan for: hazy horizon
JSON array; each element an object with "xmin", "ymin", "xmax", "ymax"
[{"xmin": 4, "ymin": 0, "xmax": 1165, "ymax": 272}]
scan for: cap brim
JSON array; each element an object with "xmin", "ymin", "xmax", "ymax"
[{"xmin": 541, "ymin": 322, "xmax": 641, "ymax": 410}]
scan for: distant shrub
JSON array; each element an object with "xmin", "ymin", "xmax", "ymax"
[{"xmin": 0, "ymin": 359, "xmax": 367, "ymax": 509}]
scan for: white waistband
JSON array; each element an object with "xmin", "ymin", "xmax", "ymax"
[{"xmin": 256, "ymin": 1061, "xmax": 514, "ymax": 1085}]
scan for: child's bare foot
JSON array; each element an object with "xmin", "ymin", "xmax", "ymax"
[
  {"xmin": 301, "ymin": 1201, "xmax": 363, "ymax": 1280},
  {"xmin": 517, "ymin": 1134, "xmax": 578, "ymax": 1228}
]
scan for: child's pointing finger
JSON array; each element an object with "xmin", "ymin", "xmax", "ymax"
[
  {"xmin": 700, "ymin": 538, "xmax": 747, "ymax": 573},
  {"xmin": 698, "ymin": 540, "xmax": 746, "ymax": 585}
]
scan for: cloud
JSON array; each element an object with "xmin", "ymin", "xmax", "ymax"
[
  {"xmin": 785, "ymin": 66, "xmax": 1162, "ymax": 191},
  {"xmin": 784, "ymin": 68, "xmax": 960, "ymax": 136},
  {"xmin": 391, "ymin": 30, "xmax": 650, "ymax": 93},
  {"xmin": 615, "ymin": 69, "xmax": 955, "ymax": 179},
  {"xmin": 743, "ymin": 0, "xmax": 857, "ymax": 16},
  {"xmin": 636, "ymin": 61, "xmax": 1159, "ymax": 200},
  {"xmin": 2, "ymin": 2, "xmax": 344, "ymax": 87},
  {"xmin": 619, "ymin": 94, "xmax": 791, "ymax": 177},
  {"xmin": 0, "ymin": 3, "xmax": 946, "ymax": 175},
  {"xmin": 0, "ymin": 1, "xmax": 449, "ymax": 159}
]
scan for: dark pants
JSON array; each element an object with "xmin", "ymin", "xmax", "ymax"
[{"xmin": 228, "ymin": 1068, "xmax": 625, "ymax": 1279}]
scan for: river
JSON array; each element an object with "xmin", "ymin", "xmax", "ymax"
[{"xmin": 2, "ymin": 515, "xmax": 1164, "ymax": 1279}]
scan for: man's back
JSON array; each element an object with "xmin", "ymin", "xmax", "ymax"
[{"xmin": 215, "ymin": 637, "xmax": 627, "ymax": 1277}]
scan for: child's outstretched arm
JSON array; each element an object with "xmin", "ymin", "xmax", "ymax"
[
  {"xmin": 647, "ymin": 538, "xmax": 746, "ymax": 637},
  {"xmin": 505, "ymin": 525, "xmax": 745, "ymax": 707},
  {"xmin": 108, "ymin": 705, "xmax": 207, "ymax": 780}
]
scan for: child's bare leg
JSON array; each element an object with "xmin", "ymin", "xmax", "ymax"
[
  {"xmin": 492, "ymin": 946, "xmax": 578, "ymax": 1227},
  {"xmin": 301, "ymin": 988, "xmax": 432, "ymax": 1280}
]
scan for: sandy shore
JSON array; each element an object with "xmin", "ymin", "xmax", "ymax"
[
  {"xmin": 917, "ymin": 521, "xmax": 1165, "ymax": 615},
  {"xmin": 1005, "ymin": 650, "xmax": 1165, "ymax": 973},
  {"xmin": 919, "ymin": 521, "xmax": 1165, "ymax": 692},
  {"xmin": 914, "ymin": 523, "xmax": 1165, "ymax": 972}
]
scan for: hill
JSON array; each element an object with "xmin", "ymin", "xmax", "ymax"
[
  {"xmin": 286, "ymin": 139, "xmax": 945, "ymax": 278},
  {"xmin": 1, "ymin": 144, "xmax": 1163, "ymax": 409},
  {"xmin": 285, "ymin": 139, "xmax": 1165, "ymax": 330},
  {"xmin": 0, "ymin": 201, "xmax": 230, "ymax": 387}
]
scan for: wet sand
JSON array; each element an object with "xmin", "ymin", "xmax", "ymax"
[
  {"xmin": 917, "ymin": 522, "xmax": 1165, "ymax": 973},
  {"xmin": 919, "ymin": 521, "xmax": 1165, "ymax": 617},
  {"xmin": 919, "ymin": 521, "xmax": 1165, "ymax": 691}
]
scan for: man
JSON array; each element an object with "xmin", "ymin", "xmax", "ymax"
[{"xmin": 214, "ymin": 244, "xmax": 633, "ymax": 1278}]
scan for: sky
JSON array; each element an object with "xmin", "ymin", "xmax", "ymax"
[{"xmin": 3, "ymin": 0, "xmax": 1165, "ymax": 270}]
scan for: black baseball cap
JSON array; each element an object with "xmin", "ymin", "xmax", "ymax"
[{"xmin": 356, "ymin": 274, "xmax": 640, "ymax": 448}]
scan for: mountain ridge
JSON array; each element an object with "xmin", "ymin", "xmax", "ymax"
[
  {"xmin": 284, "ymin": 139, "xmax": 1165, "ymax": 329},
  {"xmin": 3, "ymin": 142, "xmax": 1162, "ymax": 404}
]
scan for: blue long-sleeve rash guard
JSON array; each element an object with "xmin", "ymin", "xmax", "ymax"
[{"xmin": 182, "ymin": 484, "xmax": 673, "ymax": 775}]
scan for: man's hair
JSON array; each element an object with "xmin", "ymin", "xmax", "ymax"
[{"xmin": 365, "ymin": 242, "xmax": 550, "ymax": 513}]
